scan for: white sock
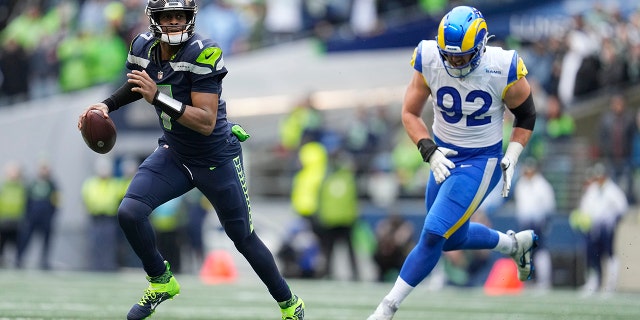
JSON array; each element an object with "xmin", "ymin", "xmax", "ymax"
[
  {"xmin": 384, "ymin": 277, "xmax": 415, "ymax": 307},
  {"xmin": 493, "ymin": 231, "xmax": 516, "ymax": 255}
]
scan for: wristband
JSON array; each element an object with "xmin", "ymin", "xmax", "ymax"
[
  {"xmin": 102, "ymin": 97, "xmax": 117, "ymax": 112},
  {"xmin": 417, "ymin": 138, "xmax": 438, "ymax": 162},
  {"xmin": 103, "ymin": 81, "xmax": 143, "ymax": 112},
  {"xmin": 503, "ymin": 142, "xmax": 524, "ymax": 163},
  {"xmin": 153, "ymin": 91, "xmax": 186, "ymax": 119}
]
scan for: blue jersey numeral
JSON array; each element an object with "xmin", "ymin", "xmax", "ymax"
[{"xmin": 436, "ymin": 86, "xmax": 492, "ymax": 126}]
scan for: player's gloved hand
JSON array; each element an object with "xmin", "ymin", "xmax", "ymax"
[
  {"xmin": 500, "ymin": 142, "xmax": 524, "ymax": 197},
  {"xmin": 417, "ymin": 138, "xmax": 458, "ymax": 184}
]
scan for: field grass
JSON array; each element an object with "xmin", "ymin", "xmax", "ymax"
[{"xmin": 1, "ymin": 269, "xmax": 639, "ymax": 320}]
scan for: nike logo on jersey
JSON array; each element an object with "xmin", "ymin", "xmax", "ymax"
[
  {"xmin": 459, "ymin": 164, "xmax": 472, "ymax": 168},
  {"xmin": 204, "ymin": 51, "xmax": 215, "ymax": 59},
  {"xmin": 209, "ymin": 166, "xmax": 216, "ymax": 171}
]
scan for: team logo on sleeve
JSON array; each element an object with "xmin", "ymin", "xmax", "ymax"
[{"xmin": 197, "ymin": 47, "xmax": 223, "ymax": 70}]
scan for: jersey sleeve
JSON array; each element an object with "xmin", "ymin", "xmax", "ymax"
[
  {"xmin": 186, "ymin": 38, "xmax": 228, "ymax": 94},
  {"xmin": 125, "ymin": 34, "xmax": 148, "ymax": 72},
  {"xmin": 503, "ymin": 51, "xmax": 528, "ymax": 97},
  {"xmin": 507, "ymin": 51, "xmax": 528, "ymax": 85},
  {"xmin": 410, "ymin": 41, "xmax": 425, "ymax": 73}
]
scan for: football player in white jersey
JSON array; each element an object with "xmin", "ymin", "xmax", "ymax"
[{"xmin": 368, "ymin": 6, "xmax": 538, "ymax": 320}]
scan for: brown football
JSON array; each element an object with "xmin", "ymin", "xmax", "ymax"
[{"xmin": 81, "ymin": 109, "xmax": 117, "ymax": 154}]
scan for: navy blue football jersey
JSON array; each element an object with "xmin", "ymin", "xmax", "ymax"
[{"xmin": 126, "ymin": 32, "xmax": 239, "ymax": 166}]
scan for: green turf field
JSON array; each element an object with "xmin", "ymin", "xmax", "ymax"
[{"xmin": 1, "ymin": 269, "xmax": 638, "ymax": 319}]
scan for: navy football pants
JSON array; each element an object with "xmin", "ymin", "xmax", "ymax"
[{"xmin": 117, "ymin": 145, "xmax": 291, "ymax": 301}]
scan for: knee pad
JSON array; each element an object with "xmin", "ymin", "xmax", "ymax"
[
  {"xmin": 222, "ymin": 219, "xmax": 251, "ymax": 245},
  {"xmin": 117, "ymin": 197, "xmax": 152, "ymax": 226},
  {"xmin": 422, "ymin": 231, "xmax": 446, "ymax": 250}
]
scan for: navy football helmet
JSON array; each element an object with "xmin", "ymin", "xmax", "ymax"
[{"xmin": 146, "ymin": 0, "xmax": 198, "ymax": 45}]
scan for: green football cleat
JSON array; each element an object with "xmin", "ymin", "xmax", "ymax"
[
  {"xmin": 280, "ymin": 295, "xmax": 305, "ymax": 320},
  {"xmin": 127, "ymin": 261, "xmax": 180, "ymax": 320}
]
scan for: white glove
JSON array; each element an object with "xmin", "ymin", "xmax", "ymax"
[
  {"xmin": 429, "ymin": 147, "xmax": 458, "ymax": 184},
  {"xmin": 500, "ymin": 142, "xmax": 524, "ymax": 197}
]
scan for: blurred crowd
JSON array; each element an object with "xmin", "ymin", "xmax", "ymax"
[{"xmin": 0, "ymin": 0, "xmax": 441, "ymax": 107}]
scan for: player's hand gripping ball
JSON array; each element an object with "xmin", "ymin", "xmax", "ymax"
[{"xmin": 80, "ymin": 109, "xmax": 117, "ymax": 154}]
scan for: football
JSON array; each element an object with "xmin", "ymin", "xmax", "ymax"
[{"xmin": 81, "ymin": 109, "xmax": 117, "ymax": 154}]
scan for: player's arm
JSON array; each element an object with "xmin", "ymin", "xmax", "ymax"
[
  {"xmin": 504, "ymin": 76, "xmax": 535, "ymax": 147},
  {"xmin": 77, "ymin": 81, "xmax": 142, "ymax": 130},
  {"xmin": 501, "ymin": 75, "xmax": 536, "ymax": 197},
  {"xmin": 402, "ymin": 70, "xmax": 457, "ymax": 184},
  {"xmin": 127, "ymin": 70, "xmax": 218, "ymax": 136},
  {"xmin": 178, "ymin": 91, "xmax": 218, "ymax": 136},
  {"xmin": 401, "ymin": 70, "xmax": 432, "ymax": 144}
]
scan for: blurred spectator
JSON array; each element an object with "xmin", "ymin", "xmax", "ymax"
[
  {"xmin": 528, "ymin": 94, "xmax": 575, "ymax": 161},
  {"xmin": 16, "ymin": 161, "xmax": 59, "ymax": 270},
  {"xmin": 391, "ymin": 131, "xmax": 428, "ymax": 195},
  {"xmin": 441, "ymin": 211, "xmax": 497, "ymax": 287},
  {"xmin": 558, "ymin": 14, "xmax": 599, "ymax": 107},
  {"xmin": 316, "ymin": 152, "xmax": 360, "ymax": 281},
  {"xmin": 183, "ymin": 189, "xmax": 211, "ymax": 272},
  {"xmin": 543, "ymin": 94, "xmax": 576, "ymax": 141},
  {"xmin": 372, "ymin": 214, "xmax": 415, "ymax": 282},
  {"xmin": 290, "ymin": 141, "xmax": 328, "ymax": 235},
  {"xmin": 598, "ymin": 93, "xmax": 635, "ymax": 202},
  {"xmin": 77, "ymin": 0, "xmax": 111, "ymax": 36},
  {"xmin": 278, "ymin": 93, "xmax": 324, "ymax": 153},
  {"xmin": 81, "ymin": 158, "xmax": 123, "ymax": 271},
  {"xmin": 513, "ymin": 158, "xmax": 555, "ymax": 290},
  {"xmin": 150, "ymin": 196, "xmax": 186, "ymax": 274},
  {"xmin": 1, "ymin": 5, "xmax": 46, "ymax": 53},
  {"xmin": 598, "ymin": 37, "xmax": 627, "ymax": 91},
  {"xmin": 56, "ymin": 31, "xmax": 93, "ymax": 92},
  {"xmin": 264, "ymin": 0, "xmax": 304, "ymax": 44},
  {"xmin": 277, "ymin": 217, "xmax": 322, "ymax": 278},
  {"xmin": 631, "ymin": 108, "xmax": 640, "ymax": 202},
  {"xmin": 344, "ymin": 106, "xmax": 376, "ymax": 174},
  {"xmin": 574, "ymin": 163, "xmax": 628, "ymax": 294},
  {"xmin": 350, "ymin": 0, "xmax": 379, "ymax": 37},
  {"xmin": 0, "ymin": 162, "xmax": 27, "ymax": 267},
  {"xmin": 0, "ymin": 38, "xmax": 30, "ymax": 106},
  {"xmin": 196, "ymin": 0, "xmax": 250, "ymax": 56},
  {"xmin": 519, "ymin": 39, "xmax": 555, "ymax": 94}
]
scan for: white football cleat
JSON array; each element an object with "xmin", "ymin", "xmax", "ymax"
[
  {"xmin": 367, "ymin": 298, "xmax": 398, "ymax": 320},
  {"xmin": 507, "ymin": 230, "xmax": 538, "ymax": 281}
]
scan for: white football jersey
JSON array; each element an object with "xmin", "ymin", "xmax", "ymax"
[{"xmin": 410, "ymin": 40, "xmax": 528, "ymax": 148}]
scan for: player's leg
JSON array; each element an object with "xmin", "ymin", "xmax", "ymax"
[
  {"xmin": 443, "ymin": 162, "xmax": 538, "ymax": 281},
  {"xmin": 368, "ymin": 157, "xmax": 503, "ymax": 320},
  {"xmin": 118, "ymin": 146, "xmax": 192, "ymax": 320},
  {"xmin": 196, "ymin": 154, "xmax": 304, "ymax": 319}
]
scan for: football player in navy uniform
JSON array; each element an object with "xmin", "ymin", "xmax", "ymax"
[
  {"xmin": 77, "ymin": 1, "xmax": 305, "ymax": 319},
  {"xmin": 367, "ymin": 6, "xmax": 538, "ymax": 319}
]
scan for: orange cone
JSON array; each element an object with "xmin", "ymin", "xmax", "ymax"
[
  {"xmin": 199, "ymin": 250, "xmax": 238, "ymax": 284},
  {"xmin": 483, "ymin": 258, "xmax": 524, "ymax": 295}
]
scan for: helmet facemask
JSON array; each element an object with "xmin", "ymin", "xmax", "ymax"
[
  {"xmin": 438, "ymin": 34, "xmax": 487, "ymax": 78},
  {"xmin": 146, "ymin": 0, "xmax": 198, "ymax": 45}
]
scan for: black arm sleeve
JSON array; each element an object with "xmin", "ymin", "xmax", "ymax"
[
  {"xmin": 510, "ymin": 92, "xmax": 536, "ymax": 131},
  {"xmin": 102, "ymin": 81, "xmax": 143, "ymax": 113}
]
